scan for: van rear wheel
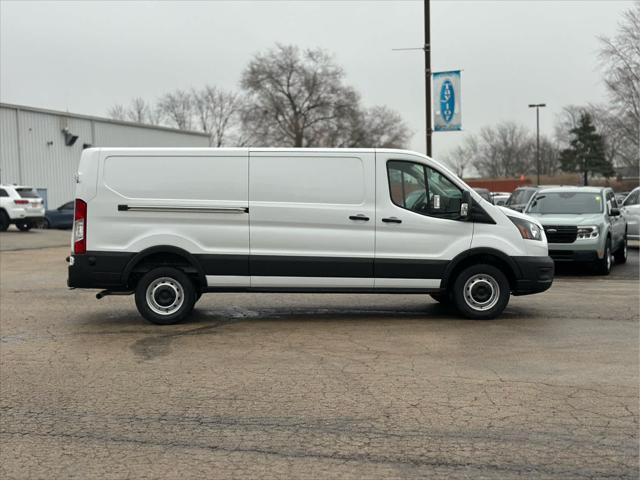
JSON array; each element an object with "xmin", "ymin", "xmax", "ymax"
[
  {"xmin": 452, "ymin": 264, "xmax": 510, "ymax": 320},
  {"xmin": 135, "ymin": 267, "xmax": 196, "ymax": 325}
]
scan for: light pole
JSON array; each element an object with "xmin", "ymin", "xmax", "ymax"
[
  {"xmin": 424, "ymin": 0, "xmax": 432, "ymax": 157},
  {"xmin": 528, "ymin": 103, "xmax": 546, "ymax": 185}
]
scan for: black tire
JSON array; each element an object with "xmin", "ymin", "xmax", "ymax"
[
  {"xmin": 614, "ymin": 233, "xmax": 627, "ymax": 264},
  {"xmin": 0, "ymin": 211, "xmax": 9, "ymax": 232},
  {"xmin": 430, "ymin": 292, "xmax": 452, "ymax": 305},
  {"xmin": 42, "ymin": 218, "xmax": 50, "ymax": 229},
  {"xmin": 595, "ymin": 238, "xmax": 612, "ymax": 275},
  {"xmin": 16, "ymin": 221, "xmax": 32, "ymax": 232},
  {"xmin": 452, "ymin": 264, "xmax": 510, "ymax": 320},
  {"xmin": 134, "ymin": 267, "xmax": 196, "ymax": 325}
]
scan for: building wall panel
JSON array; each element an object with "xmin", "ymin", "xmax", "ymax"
[
  {"xmin": 94, "ymin": 122, "xmax": 209, "ymax": 147},
  {"xmin": 1, "ymin": 104, "xmax": 210, "ymax": 210},
  {"xmin": 0, "ymin": 107, "xmax": 21, "ymax": 184},
  {"xmin": 18, "ymin": 110, "xmax": 93, "ymax": 208}
]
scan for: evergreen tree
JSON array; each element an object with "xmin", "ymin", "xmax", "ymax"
[{"xmin": 559, "ymin": 113, "xmax": 614, "ymax": 185}]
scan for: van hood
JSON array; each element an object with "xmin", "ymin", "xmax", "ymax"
[
  {"xmin": 525, "ymin": 213, "xmax": 603, "ymax": 226},
  {"xmin": 497, "ymin": 206, "xmax": 540, "ymax": 225}
]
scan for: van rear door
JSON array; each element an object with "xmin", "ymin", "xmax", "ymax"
[{"xmin": 249, "ymin": 150, "xmax": 376, "ymax": 288}]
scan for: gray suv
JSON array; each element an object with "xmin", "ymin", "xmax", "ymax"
[{"xmin": 525, "ymin": 187, "xmax": 627, "ymax": 275}]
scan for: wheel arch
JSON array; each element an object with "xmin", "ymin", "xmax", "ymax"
[
  {"xmin": 440, "ymin": 248, "xmax": 520, "ymax": 291},
  {"xmin": 122, "ymin": 245, "xmax": 206, "ymax": 289}
]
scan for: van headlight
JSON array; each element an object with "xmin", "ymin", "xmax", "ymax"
[
  {"xmin": 577, "ymin": 226, "xmax": 599, "ymax": 240},
  {"xmin": 508, "ymin": 216, "xmax": 543, "ymax": 241}
]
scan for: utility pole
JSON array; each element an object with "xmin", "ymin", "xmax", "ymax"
[
  {"xmin": 528, "ymin": 103, "xmax": 546, "ymax": 185},
  {"xmin": 392, "ymin": 0, "xmax": 433, "ymax": 156},
  {"xmin": 424, "ymin": 0, "xmax": 432, "ymax": 157}
]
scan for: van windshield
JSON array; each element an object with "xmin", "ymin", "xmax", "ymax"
[{"xmin": 526, "ymin": 192, "xmax": 604, "ymax": 215}]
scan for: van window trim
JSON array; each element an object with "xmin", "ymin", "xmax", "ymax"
[{"xmin": 385, "ymin": 159, "xmax": 463, "ymax": 221}]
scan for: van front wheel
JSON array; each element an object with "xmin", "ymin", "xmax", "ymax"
[
  {"xmin": 452, "ymin": 264, "xmax": 510, "ymax": 320},
  {"xmin": 135, "ymin": 267, "xmax": 196, "ymax": 325}
]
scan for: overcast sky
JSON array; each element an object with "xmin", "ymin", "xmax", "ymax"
[{"xmin": 0, "ymin": 0, "xmax": 632, "ymax": 157}]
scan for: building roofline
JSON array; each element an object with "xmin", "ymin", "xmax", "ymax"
[{"xmin": 0, "ymin": 102, "xmax": 210, "ymax": 138}]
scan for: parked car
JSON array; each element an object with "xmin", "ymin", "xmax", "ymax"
[
  {"xmin": 615, "ymin": 192, "xmax": 630, "ymax": 206},
  {"xmin": 473, "ymin": 188, "xmax": 493, "ymax": 203},
  {"xmin": 491, "ymin": 193, "xmax": 511, "ymax": 206},
  {"xmin": 0, "ymin": 185, "xmax": 45, "ymax": 231},
  {"xmin": 44, "ymin": 201, "xmax": 75, "ymax": 229},
  {"xmin": 505, "ymin": 186, "xmax": 539, "ymax": 212},
  {"xmin": 620, "ymin": 187, "xmax": 639, "ymax": 241},
  {"xmin": 525, "ymin": 186, "xmax": 627, "ymax": 275},
  {"xmin": 67, "ymin": 147, "xmax": 554, "ymax": 324}
]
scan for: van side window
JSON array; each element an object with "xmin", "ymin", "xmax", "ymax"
[
  {"xmin": 387, "ymin": 161, "xmax": 462, "ymax": 219},
  {"xmin": 387, "ymin": 161, "xmax": 427, "ymax": 212},
  {"xmin": 0, "ymin": 189, "xmax": 8, "ymax": 197},
  {"xmin": 425, "ymin": 167, "xmax": 463, "ymax": 218}
]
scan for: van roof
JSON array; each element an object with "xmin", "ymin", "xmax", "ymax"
[{"xmin": 84, "ymin": 147, "xmax": 428, "ymax": 157}]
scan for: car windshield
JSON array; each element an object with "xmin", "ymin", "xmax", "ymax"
[
  {"xmin": 526, "ymin": 192, "xmax": 604, "ymax": 214},
  {"xmin": 506, "ymin": 189, "xmax": 534, "ymax": 206},
  {"xmin": 16, "ymin": 188, "xmax": 39, "ymax": 198}
]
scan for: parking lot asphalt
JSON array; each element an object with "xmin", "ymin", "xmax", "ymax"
[
  {"xmin": 0, "ymin": 240, "xmax": 638, "ymax": 479},
  {"xmin": 0, "ymin": 227, "xmax": 70, "ymax": 251}
]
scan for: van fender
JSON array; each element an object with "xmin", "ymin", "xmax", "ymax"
[
  {"xmin": 440, "ymin": 247, "xmax": 522, "ymax": 290},
  {"xmin": 121, "ymin": 245, "xmax": 206, "ymax": 287}
]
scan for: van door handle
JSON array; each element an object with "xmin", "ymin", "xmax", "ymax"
[
  {"xmin": 382, "ymin": 217, "xmax": 402, "ymax": 224},
  {"xmin": 349, "ymin": 215, "xmax": 370, "ymax": 221}
]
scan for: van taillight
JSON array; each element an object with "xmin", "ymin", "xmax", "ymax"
[{"xmin": 74, "ymin": 199, "xmax": 87, "ymax": 254}]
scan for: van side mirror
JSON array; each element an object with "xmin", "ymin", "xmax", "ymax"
[
  {"xmin": 460, "ymin": 190, "xmax": 471, "ymax": 220},
  {"xmin": 610, "ymin": 206, "xmax": 621, "ymax": 216}
]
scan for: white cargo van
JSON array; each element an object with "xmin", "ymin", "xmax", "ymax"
[{"xmin": 67, "ymin": 148, "xmax": 553, "ymax": 324}]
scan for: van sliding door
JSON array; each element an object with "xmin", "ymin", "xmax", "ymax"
[{"xmin": 248, "ymin": 151, "xmax": 376, "ymax": 289}]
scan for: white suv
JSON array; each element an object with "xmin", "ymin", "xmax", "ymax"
[{"xmin": 0, "ymin": 185, "xmax": 45, "ymax": 231}]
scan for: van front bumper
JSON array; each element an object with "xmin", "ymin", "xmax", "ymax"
[{"xmin": 511, "ymin": 255, "xmax": 554, "ymax": 296}]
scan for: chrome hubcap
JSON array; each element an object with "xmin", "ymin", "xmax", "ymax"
[
  {"xmin": 463, "ymin": 274, "xmax": 500, "ymax": 312},
  {"xmin": 146, "ymin": 277, "xmax": 184, "ymax": 316}
]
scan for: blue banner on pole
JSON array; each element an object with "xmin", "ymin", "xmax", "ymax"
[{"xmin": 433, "ymin": 70, "xmax": 462, "ymax": 131}]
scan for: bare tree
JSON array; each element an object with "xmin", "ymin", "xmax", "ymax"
[
  {"xmin": 599, "ymin": 1, "xmax": 640, "ymax": 172},
  {"xmin": 349, "ymin": 106, "xmax": 411, "ymax": 148},
  {"xmin": 107, "ymin": 104, "xmax": 127, "ymax": 121},
  {"xmin": 446, "ymin": 122, "xmax": 557, "ymax": 178},
  {"xmin": 127, "ymin": 97, "xmax": 152, "ymax": 124},
  {"xmin": 241, "ymin": 44, "xmax": 365, "ymax": 147},
  {"xmin": 108, "ymin": 98, "xmax": 159, "ymax": 125},
  {"xmin": 536, "ymin": 136, "xmax": 560, "ymax": 177},
  {"xmin": 443, "ymin": 135, "xmax": 480, "ymax": 178},
  {"xmin": 157, "ymin": 89, "xmax": 194, "ymax": 130},
  {"xmin": 475, "ymin": 122, "xmax": 534, "ymax": 177},
  {"xmin": 192, "ymin": 86, "xmax": 244, "ymax": 147}
]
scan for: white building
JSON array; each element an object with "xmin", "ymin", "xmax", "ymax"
[{"xmin": 0, "ymin": 103, "xmax": 209, "ymax": 208}]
